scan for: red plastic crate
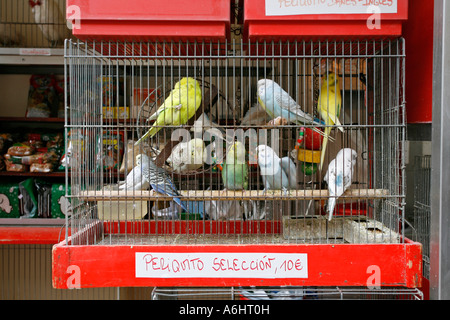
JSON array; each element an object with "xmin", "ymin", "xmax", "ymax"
[
  {"xmin": 67, "ymin": 0, "xmax": 230, "ymax": 42},
  {"xmin": 243, "ymin": 0, "xmax": 408, "ymax": 41}
]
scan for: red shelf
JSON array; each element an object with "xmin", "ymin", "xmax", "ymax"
[
  {"xmin": 0, "ymin": 218, "xmax": 67, "ymax": 244},
  {"xmin": 0, "ymin": 171, "xmax": 65, "ymax": 178},
  {"xmin": 0, "ymin": 117, "xmax": 64, "ymax": 123}
]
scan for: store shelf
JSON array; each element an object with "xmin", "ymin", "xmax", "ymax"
[
  {"xmin": 0, "ymin": 171, "xmax": 65, "ymax": 178},
  {"xmin": 0, "ymin": 48, "xmax": 64, "ymax": 66},
  {"xmin": 0, "ymin": 117, "xmax": 65, "ymax": 123},
  {"xmin": 0, "ymin": 218, "xmax": 67, "ymax": 244}
]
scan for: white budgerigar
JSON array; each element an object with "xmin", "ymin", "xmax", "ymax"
[
  {"xmin": 256, "ymin": 145, "xmax": 298, "ymax": 191},
  {"xmin": 118, "ymin": 154, "xmax": 150, "ymax": 191},
  {"xmin": 190, "ymin": 113, "xmax": 223, "ymax": 136},
  {"xmin": 166, "ymin": 138, "xmax": 206, "ymax": 174},
  {"xmin": 29, "ymin": 0, "xmax": 70, "ymax": 47},
  {"xmin": 324, "ymin": 148, "xmax": 357, "ymax": 221}
]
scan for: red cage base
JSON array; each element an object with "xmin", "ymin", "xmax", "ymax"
[{"xmin": 52, "ymin": 220, "xmax": 422, "ymax": 289}]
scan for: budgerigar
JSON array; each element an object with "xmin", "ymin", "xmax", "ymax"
[
  {"xmin": 256, "ymin": 145, "xmax": 298, "ymax": 191},
  {"xmin": 280, "ymin": 156, "xmax": 298, "ymax": 190},
  {"xmin": 317, "ymin": 72, "xmax": 344, "ymax": 170},
  {"xmin": 257, "ymin": 79, "xmax": 327, "ymax": 138},
  {"xmin": 118, "ymin": 154, "xmax": 150, "ymax": 191},
  {"xmin": 324, "ymin": 148, "xmax": 357, "ymax": 221},
  {"xmin": 221, "ymin": 141, "xmax": 249, "ymax": 190},
  {"xmin": 140, "ymin": 155, "xmax": 188, "ymax": 212},
  {"xmin": 135, "ymin": 77, "xmax": 202, "ymax": 145},
  {"xmin": 166, "ymin": 138, "xmax": 206, "ymax": 174}
]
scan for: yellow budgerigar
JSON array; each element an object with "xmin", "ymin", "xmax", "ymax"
[
  {"xmin": 317, "ymin": 72, "xmax": 344, "ymax": 170},
  {"xmin": 135, "ymin": 77, "xmax": 202, "ymax": 145}
]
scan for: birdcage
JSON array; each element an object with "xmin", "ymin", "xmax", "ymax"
[
  {"xmin": 0, "ymin": 0, "xmax": 70, "ymax": 48},
  {"xmin": 52, "ymin": 38, "xmax": 422, "ymax": 289}
]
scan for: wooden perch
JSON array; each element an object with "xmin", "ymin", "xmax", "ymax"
[
  {"xmin": 80, "ymin": 189, "xmax": 390, "ymax": 202},
  {"xmin": 154, "ymin": 84, "xmax": 219, "ymax": 167}
]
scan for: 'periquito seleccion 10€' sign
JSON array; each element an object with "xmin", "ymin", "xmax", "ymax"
[
  {"xmin": 265, "ymin": 0, "xmax": 398, "ymax": 16},
  {"xmin": 135, "ymin": 252, "xmax": 308, "ymax": 279}
]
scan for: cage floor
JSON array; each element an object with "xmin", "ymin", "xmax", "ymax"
[
  {"xmin": 95, "ymin": 233, "xmax": 353, "ymax": 245},
  {"xmin": 89, "ymin": 215, "xmax": 401, "ymax": 245},
  {"xmin": 98, "ymin": 234, "xmax": 294, "ymax": 245}
]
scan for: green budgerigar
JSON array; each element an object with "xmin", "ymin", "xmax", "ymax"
[
  {"xmin": 221, "ymin": 141, "xmax": 249, "ymax": 190},
  {"xmin": 135, "ymin": 77, "xmax": 202, "ymax": 145},
  {"xmin": 317, "ymin": 72, "xmax": 344, "ymax": 170}
]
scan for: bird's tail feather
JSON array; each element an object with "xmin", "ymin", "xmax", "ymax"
[
  {"xmin": 135, "ymin": 126, "xmax": 160, "ymax": 146},
  {"xmin": 319, "ymin": 126, "xmax": 331, "ymax": 170},
  {"xmin": 174, "ymin": 198, "xmax": 188, "ymax": 213},
  {"xmin": 327, "ymin": 197, "xmax": 336, "ymax": 221},
  {"xmin": 334, "ymin": 117, "xmax": 345, "ymax": 133}
]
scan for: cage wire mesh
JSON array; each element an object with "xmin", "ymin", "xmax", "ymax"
[
  {"xmin": 413, "ymin": 155, "xmax": 431, "ymax": 280},
  {"xmin": 151, "ymin": 286, "xmax": 423, "ymax": 300},
  {"xmin": 0, "ymin": 0, "xmax": 71, "ymax": 48},
  {"xmin": 64, "ymin": 38, "xmax": 406, "ymax": 247}
]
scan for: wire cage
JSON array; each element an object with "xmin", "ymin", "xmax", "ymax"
[
  {"xmin": 413, "ymin": 155, "xmax": 431, "ymax": 280},
  {"xmin": 151, "ymin": 286, "xmax": 423, "ymax": 300},
  {"xmin": 65, "ymin": 38, "xmax": 406, "ymax": 245},
  {"xmin": 53, "ymin": 38, "xmax": 421, "ymax": 289},
  {"xmin": 0, "ymin": 0, "xmax": 71, "ymax": 48}
]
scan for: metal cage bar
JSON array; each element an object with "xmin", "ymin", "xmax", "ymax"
[{"xmin": 64, "ymin": 39, "xmax": 406, "ymax": 247}]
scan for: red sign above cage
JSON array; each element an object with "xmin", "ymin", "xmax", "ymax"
[
  {"xmin": 66, "ymin": 0, "xmax": 230, "ymax": 42},
  {"xmin": 243, "ymin": 0, "xmax": 408, "ymax": 41}
]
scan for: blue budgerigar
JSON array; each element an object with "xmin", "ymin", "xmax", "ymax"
[
  {"xmin": 140, "ymin": 154, "xmax": 188, "ymax": 212},
  {"xmin": 118, "ymin": 154, "xmax": 150, "ymax": 191},
  {"xmin": 257, "ymin": 79, "xmax": 327, "ymax": 139},
  {"xmin": 256, "ymin": 145, "xmax": 298, "ymax": 191},
  {"xmin": 324, "ymin": 148, "xmax": 357, "ymax": 221}
]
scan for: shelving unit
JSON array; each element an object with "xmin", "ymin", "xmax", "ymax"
[
  {"xmin": 0, "ymin": 0, "xmax": 136, "ymax": 301},
  {"xmin": 0, "ymin": 117, "xmax": 66, "ymax": 242},
  {"xmin": 0, "ymin": 48, "xmax": 64, "ymax": 66},
  {"xmin": 0, "ymin": 50, "xmax": 66, "ymax": 241}
]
